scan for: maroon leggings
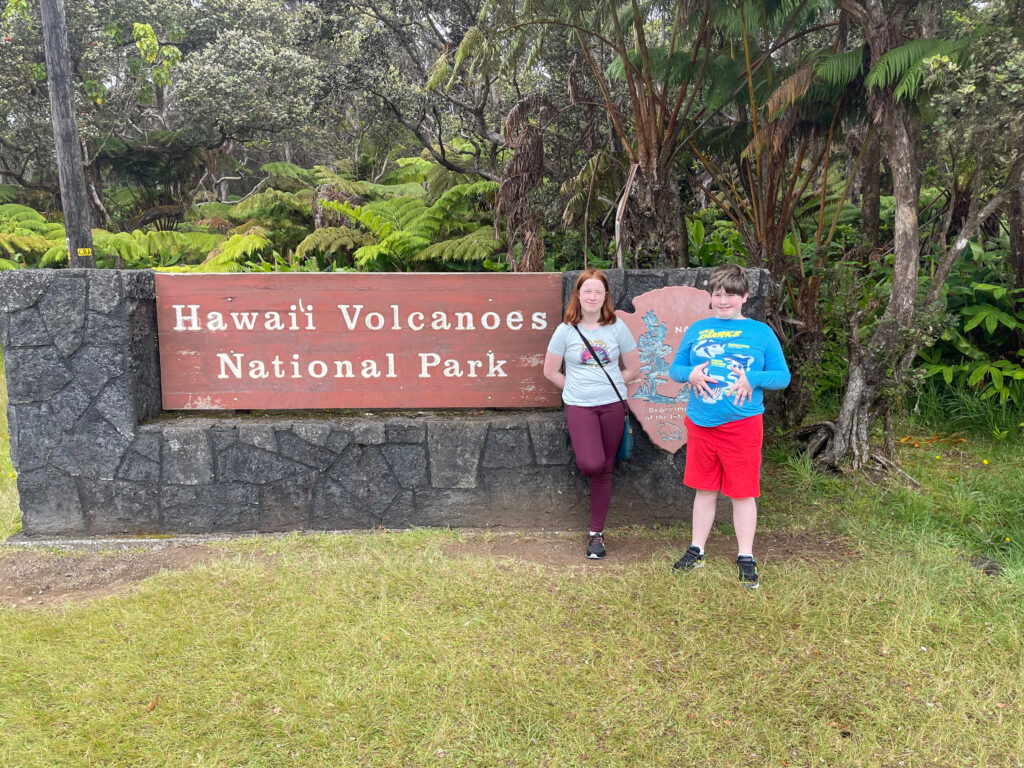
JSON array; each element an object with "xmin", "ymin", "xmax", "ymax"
[{"xmin": 565, "ymin": 402, "xmax": 626, "ymax": 532}]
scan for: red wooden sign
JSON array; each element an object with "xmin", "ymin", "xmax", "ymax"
[
  {"xmin": 155, "ymin": 273, "xmax": 564, "ymax": 409},
  {"xmin": 617, "ymin": 286, "xmax": 715, "ymax": 453}
]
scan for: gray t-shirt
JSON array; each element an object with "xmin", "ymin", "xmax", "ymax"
[{"xmin": 547, "ymin": 320, "xmax": 637, "ymax": 407}]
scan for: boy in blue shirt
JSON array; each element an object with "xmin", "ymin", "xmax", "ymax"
[{"xmin": 668, "ymin": 264, "xmax": 790, "ymax": 588}]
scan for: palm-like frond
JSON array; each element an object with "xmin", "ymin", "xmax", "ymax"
[
  {"xmin": 864, "ymin": 38, "xmax": 968, "ymax": 100},
  {"xmin": 195, "ymin": 227, "xmax": 272, "ymax": 272},
  {"xmin": 381, "ymin": 157, "xmax": 433, "ymax": 186},
  {"xmin": 294, "ymin": 227, "xmax": 373, "ymax": 261},
  {"xmin": 606, "ymin": 48, "xmax": 703, "ymax": 87},
  {"xmin": 814, "ymin": 45, "xmax": 867, "ymax": 88},
  {"xmin": 765, "ymin": 64, "xmax": 814, "ymax": 119},
  {"xmin": 312, "ymin": 166, "xmax": 372, "ymax": 197},
  {"xmin": 260, "ymin": 162, "xmax": 316, "ymax": 186},
  {"xmin": 0, "ymin": 233, "xmax": 53, "ymax": 264},
  {"xmin": 560, "ymin": 152, "xmax": 626, "ymax": 229},
  {"xmin": 413, "ymin": 227, "xmax": 503, "ymax": 264}
]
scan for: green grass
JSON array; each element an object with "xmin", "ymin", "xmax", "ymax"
[
  {"xmin": 0, "ymin": 532, "xmax": 1022, "ymax": 767},
  {"xmin": 1, "ymin": 356, "xmax": 1023, "ymax": 766}
]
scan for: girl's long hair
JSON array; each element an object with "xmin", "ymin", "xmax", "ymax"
[{"xmin": 563, "ymin": 269, "xmax": 617, "ymax": 326}]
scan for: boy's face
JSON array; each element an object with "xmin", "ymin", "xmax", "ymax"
[{"xmin": 711, "ymin": 289, "xmax": 748, "ymax": 320}]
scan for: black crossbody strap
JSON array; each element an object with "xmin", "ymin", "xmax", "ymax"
[{"xmin": 574, "ymin": 324, "xmax": 627, "ymax": 411}]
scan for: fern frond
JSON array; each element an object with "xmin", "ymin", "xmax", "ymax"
[
  {"xmin": 40, "ymin": 244, "xmax": 69, "ymax": 268},
  {"xmin": 360, "ymin": 181, "xmax": 427, "ymax": 199},
  {"xmin": 412, "ymin": 227, "xmax": 503, "ymax": 264},
  {"xmin": 198, "ymin": 227, "xmax": 272, "ymax": 271},
  {"xmin": 426, "ymin": 56, "xmax": 449, "ymax": 92},
  {"xmin": 380, "ymin": 157, "xmax": 433, "ymax": 185},
  {"xmin": 93, "ymin": 231, "xmax": 150, "ymax": 266},
  {"xmin": 312, "ymin": 166, "xmax": 371, "ymax": 196},
  {"xmin": 260, "ymin": 162, "xmax": 316, "ymax": 185},
  {"xmin": 333, "ymin": 202, "xmax": 395, "ymax": 240},
  {"xmin": 0, "ymin": 204, "xmax": 46, "ymax": 224},
  {"xmin": 0, "ymin": 232, "xmax": 55, "ymax": 264},
  {"xmin": 560, "ymin": 152, "xmax": 624, "ymax": 229},
  {"xmin": 294, "ymin": 227, "xmax": 373, "ymax": 260},
  {"xmin": 765, "ymin": 64, "xmax": 814, "ymax": 119},
  {"xmin": 0, "ymin": 257, "xmax": 22, "ymax": 270},
  {"xmin": 425, "ymin": 164, "xmax": 478, "ymax": 204},
  {"xmin": 231, "ymin": 188, "xmax": 312, "ymax": 222},
  {"xmin": 449, "ymin": 26, "xmax": 485, "ymax": 88},
  {"xmin": 864, "ymin": 38, "xmax": 967, "ymax": 97},
  {"xmin": 814, "ymin": 46, "xmax": 866, "ymax": 88}
]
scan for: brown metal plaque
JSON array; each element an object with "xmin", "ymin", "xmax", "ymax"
[
  {"xmin": 156, "ymin": 273, "xmax": 563, "ymax": 409},
  {"xmin": 617, "ymin": 286, "xmax": 714, "ymax": 453}
]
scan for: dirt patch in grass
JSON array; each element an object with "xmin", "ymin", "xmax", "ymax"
[
  {"xmin": 0, "ymin": 529, "xmax": 859, "ymax": 610},
  {"xmin": 0, "ymin": 545, "xmax": 222, "ymax": 609}
]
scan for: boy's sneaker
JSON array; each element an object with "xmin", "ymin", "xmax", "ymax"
[
  {"xmin": 672, "ymin": 545, "xmax": 705, "ymax": 574},
  {"xmin": 586, "ymin": 532, "xmax": 606, "ymax": 559},
  {"xmin": 737, "ymin": 556, "xmax": 760, "ymax": 589}
]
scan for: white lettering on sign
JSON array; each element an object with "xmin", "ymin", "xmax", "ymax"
[
  {"xmin": 173, "ymin": 302, "xmax": 317, "ymax": 332},
  {"xmin": 156, "ymin": 273, "xmax": 564, "ymax": 409},
  {"xmin": 217, "ymin": 352, "xmax": 399, "ymax": 380},
  {"xmin": 336, "ymin": 304, "xmax": 548, "ymax": 332},
  {"xmin": 417, "ymin": 350, "xmax": 507, "ymax": 379}
]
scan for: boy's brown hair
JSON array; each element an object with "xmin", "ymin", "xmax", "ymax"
[{"xmin": 708, "ymin": 263, "xmax": 749, "ymax": 296}]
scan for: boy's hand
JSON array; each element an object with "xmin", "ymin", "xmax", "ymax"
[
  {"xmin": 727, "ymin": 364, "xmax": 753, "ymax": 406},
  {"xmin": 688, "ymin": 362, "xmax": 718, "ymax": 398}
]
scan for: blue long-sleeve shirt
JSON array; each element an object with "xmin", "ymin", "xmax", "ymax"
[{"xmin": 669, "ymin": 316, "xmax": 790, "ymax": 427}]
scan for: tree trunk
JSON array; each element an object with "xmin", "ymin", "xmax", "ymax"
[
  {"xmin": 83, "ymin": 161, "xmax": 111, "ymax": 228},
  {"xmin": 819, "ymin": 98, "xmax": 921, "ymax": 469},
  {"xmin": 623, "ymin": 164, "xmax": 683, "ymax": 267},
  {"xmin": 860, "ymin": 128, "xmax": 881, "ymax": 257},
  {"xmin": 40, "ymin": 0, "xmax": 94, "ymax": 268},
  {"xmin": 1008, "ymin": 173, "xmax": 1024, "ymax": 287}
]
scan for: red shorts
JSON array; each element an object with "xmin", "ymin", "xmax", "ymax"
[{"xmin": 683, "ymin": 415, "xmax": 763, "ymax": 498}]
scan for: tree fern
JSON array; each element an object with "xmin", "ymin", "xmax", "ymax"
[
  {"xmin": 232, "ymin": 188, "xmax": 313, "ymax": 221},
  {"xmin": 187, "ymin": 228, "xmax": 272, "ymax": 272},
  {"xmin": 40, "ymin": 244, "xmax": 69, "ymax": 268},
  {"xmin": 412, "ymin": 227, "xmax": 503, "ymax": 265},
  {"xmin": 329, "ymin": 202, "xmax": 395, "ymax": 240},
  {"xmin": 93, "ymin": 231, "xmax": 150, "ymax": 267},
  {"xmin": 381, "ymin": 157, "xmax": 433, "ymax": 186},
  {"xmin": 864, "ymin": 38, "xmax": 968, "ymax": 100},
  {"xmin": 0, "ymin": 232, "xmax": 56, "ymax": 264},
  {"xmin": 426, "ymin": 164, "xmax": 478, "ymax": 204},
  {"xmin": 294, "ymin": 227, "xmax": 373, "ymax": 261},
  {"xmin": 260, "ymin": 162, "xmax": 316, "ymax": 186},
  {"xmin": 312, "ymin": 166, "xmax": 371, "ymax": 197},
  {"xmin": 0, "ymin": 203, "xmax": 46, "ymax": 225},
  {"xmin": 561, "ymin": 151, "xmax": 626, "ymax": 229},
  {"xmin": 814, "ymin": 45, "xmax": 867, "ymax": 88}
]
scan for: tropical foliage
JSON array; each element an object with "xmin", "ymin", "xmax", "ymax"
[{"xmin": 3, "ymin": 0, "xmax": 1024, "ymax": 465}]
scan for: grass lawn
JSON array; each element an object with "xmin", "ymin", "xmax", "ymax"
[{"xmin": 1, "ymin": 346, "xmax": 1022, "ymax": 766}]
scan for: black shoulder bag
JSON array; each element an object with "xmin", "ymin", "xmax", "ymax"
[{"xmin": 573, "ymin": 325, "xmax": 634, "ymax": 460}]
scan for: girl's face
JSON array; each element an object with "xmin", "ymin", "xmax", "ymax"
[
  {"xmin": 578, "ymin": 278, "xmax": 607, "ymax": 315},
  {"xmin": 711, "ymin": 288, "xmax": 748, "ymax": 320}
]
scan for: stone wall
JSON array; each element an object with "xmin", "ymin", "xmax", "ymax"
[{"xmin": 0, "ymin": 268, "xmax": 772, "ymax": 537}]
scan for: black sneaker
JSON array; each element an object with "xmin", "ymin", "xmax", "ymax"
[
  {"xmin": 737, "ymin": 556, "xmax": 760, "ymax": 589},
  {"xmin": 586, "ymin": 532, "xmax": 606, "ymax": 559},
  {"xmin": 672, "ymin": 545, "xmax": 706, "ymax": 574}
]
